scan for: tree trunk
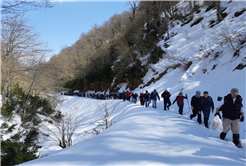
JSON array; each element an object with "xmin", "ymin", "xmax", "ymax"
[
  {"xmin": 193, "ymin": 0, "xmax": 196, "ymax": 9},
  {"xmin": 215, "ymin": 1, "xmax": 222, "ymax": 22}
]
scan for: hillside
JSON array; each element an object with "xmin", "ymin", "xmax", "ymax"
[
  {"xmin": 48, "ymin": 1, "xmax": 246, "ymax": 94},
  {"xmin": 2, "ymin": 1, "xmax": 246, "ymax": 165}
]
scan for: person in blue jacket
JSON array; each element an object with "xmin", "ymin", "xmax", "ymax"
[{"xmin": 150, "ymin": 89, "xmax": 160, "ymax": 109}]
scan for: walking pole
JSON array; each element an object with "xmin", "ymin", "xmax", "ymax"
[{"xmin": 184, "ymin": 96, "xmax": 191, "ymax": 115}]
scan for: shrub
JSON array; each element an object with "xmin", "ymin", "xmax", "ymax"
[
  {"xmin": 148, "ymin": 46, "xmax": 165, "ymax": 64},
  {"xmin": 233, "ymin": 63, "xmax": 246, "ymax": 71},
  {"xmin": 234, "ymin": 8, "xmax": 246, "ymax": 17},
  {"xmin": 1, "ymin": 102, "xmax": 14, "ymax": 118},
  {"xmin": 205, "ymin": 3, "xmax": 216, "ymax": 12},
  {"xmin": 182, "ymin": 61, "xmax": 193, "ymax": 71},
  {"xmin": 191, "ymin": 17, "xmax": 203, "ymax": 27},
  {"xmin": 181, "ymin": 16, "xmax": 193, "ymax": 27},
  {"xmin": 1, "ymin": 135, "xmax": 41, "ymax": 166}
]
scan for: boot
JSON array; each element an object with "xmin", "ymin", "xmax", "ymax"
[
  {"xmin": 204, "ymin": 118, "xmax": 209, "ymax": 128},
  {"xmin": 220, "ymin": 132, "xmax": 227, "ymax": 140},
  {"xmin": 233, "ymin": 134, "xmax": 240, "ymax": 146}
]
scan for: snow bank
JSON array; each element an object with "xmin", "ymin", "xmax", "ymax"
[{"xmin": 20, "ymin": 97, "xmax": 245, "ymax": 166}]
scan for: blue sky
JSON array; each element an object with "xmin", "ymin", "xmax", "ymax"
[{"xmin": 26, "ymin": 1, "xmax": 129, "ymax": 59}]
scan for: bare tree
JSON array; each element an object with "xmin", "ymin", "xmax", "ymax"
[
  {"xmin": 1, "ymin": 0, "xmax": 54, "ymax": 15},
  {"xmin": 1, "ymin": 15, "xmax": 49, "ymax": 105},
  {"xmin": 188, "ymin": 0, "xmax": 197, "ymax": 11},
  {"xmin": 127, "ymin": 0, "xmax": 139, "ymax": 22},
  {"xmin": 215, "ymin": 1, "xmax": 222, "ymax": 22},
  {"xmin": 42, "ymin": 108, "xmax": 84, "ymax": 149},
  {"xmin": 91, "ymin": 102, "xmax": 120, "ymax": 135}
]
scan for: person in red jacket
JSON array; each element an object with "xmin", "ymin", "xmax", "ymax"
[
  {"xmin": 127, "ymin": 91, "xmax": 132, "ymax": 101},
  {"xmin": 173, "ymin": 92, "xmax": 188, "ymax": 115}
]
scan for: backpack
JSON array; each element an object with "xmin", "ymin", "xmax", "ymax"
[
  {"xmin": 177, "ymin": 96, "xmax": 184, "ymax": 105},
  {"xmin": 219, "ymin": 95, "xmax": 242, "ymax": 111}
]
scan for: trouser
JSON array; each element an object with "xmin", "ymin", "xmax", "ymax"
[
  {"xmin": 145, "ymin": 99, "xmax": 150, "ymax": 107},
  {"xmin": 164, "ymin": 100, "xmax": 171, "ymax": 110},
  {"xmin": 220, "ymin": 118, "xmax": 240, "ymax": 145},
  {"xmin": 140, "ymin": 99, "xmax": 145, "ymax": 106},
  {"xmin": 178, "ymin": 104, "xmax": 184, "ymax": 114},
  {"xmin": 132, "ymin": 98, "xmax": 137, "ymax": 103},
  {"xmin": 190, "ymin": 109, "xmax": 202, "ymax": 123},
  {"xmin": 123, "ymin": 96, "xmax": 126, "ymax": 101},
  {"xmin": 152, "ymin": 100, "xmax": 157, "ymax": 108},
  {"xmin": 202, "ymin": 110, "xmax": 210, "ymax": 128}
]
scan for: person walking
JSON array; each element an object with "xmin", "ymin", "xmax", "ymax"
[
  {"xmin": 139, "ymin": 92, "xmax": 145, "ymax": 106},
  {"xmin": 144, "ymin": 91, "xmax": 151, "ymax": 107},
  {"xmin": 161, "ymin": 89, "xmax": 171, "ymax": 110},
  {"xmin": 190, "ymin": 91, "xmax": 202, "ymax": 124},
  {"xmin": 131, "ymin": 92, "xmax": 138, "ymax": 104},
  {"xmin": 215, "ymin": 88, "xmax": 244, "ymax": 148},
  {"xmin": 127, "ymin": 91, "xmax": 132, "ymax": 101},
  {"xmin": 201, "ymin": 91, "xmax": 214, "ymax": 128},
  {"xmin": 151, "ymin": 90, "xmax": 160, "ymax": 108},
  {"xmin": 122, "ymin": 91, "xmax": 126, "ymax": 101},
  {"xmin": 172, "ymin": 92, "xmax": 188, "ymax": 115}
]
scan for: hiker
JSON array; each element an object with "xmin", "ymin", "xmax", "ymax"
[
  {"xmin": 161, "ymin": 89, "xmax": 171, "ymax": 110},
  {"xmin": 131, "ymin": 92, "xmax": 138, "ymax": 104},
  {"xmin": 122, "ymin": 91, "xmax": 127, "ymax": 101},
  {"xmin": 144, "ymin": 91, "xmax": 151, "ymax": 107},
  {"xmin": 150, "ymin": 90, "xmax": 160, "ymax": 109},
  {"xmin": 139, "ymin": 92, "xmax": 145, "ymax": 106},
  {"xmin": 172, "ymin": 92, "xmax": 188, "ymax": 115},
  {"xmin": 216, "ymin": 88, "xmax": 244, "ymax": 148},
  {"xmin": 127, "ymin": 91, "xmax": 132, "ymax": 101},
  {"xmin": 201, "ymin": 91, "xmax": 214, "ymax": 128},
  {"xmin": 190, "ymin": 91, "xmax": 202, "ymax": 124},
  {"xmin": 116, "ymin": 92, "xmax": 120, "ymax": 99}
]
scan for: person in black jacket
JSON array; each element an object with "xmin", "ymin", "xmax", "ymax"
[
  {"xmin": 201, "ymin": 91, "xmax": 214, "ymax": 128},
  {"xmin": 190, "ymin": 91, "xmax": 202, "ymax": 124},
  {"xmin": 139, "ymin": 92, "xmax": 145, "ymax": 106},
  {"xmin": 161, "ymin": 90, "xmax": 171, "ymax": 110},
  {"xmin": 216, "ymin": 88, "xmax": 244, "ymax": 148},
  {"xmin": 144, "ymin": 91, "xmax": 151, "ymax": 107},
  {"xmin": 131, "ymin": 92, "xmax": 138, "ymax": 104}
]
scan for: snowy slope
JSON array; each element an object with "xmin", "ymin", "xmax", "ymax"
[
  {"xmin": 119, "ymin": 0, "xmax": 246, "ymax": 103},
  {"xmin": 19, "ymin": 1, "xmax": 246, "ymax": 165},
  {"xmin": 20, "ymin": 97, "xmax": 245, "ymax": 166}
]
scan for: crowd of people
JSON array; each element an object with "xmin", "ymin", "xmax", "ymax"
[{"xmin": 62, "ymin": 88, "xmax": 244, "ymax": 148}]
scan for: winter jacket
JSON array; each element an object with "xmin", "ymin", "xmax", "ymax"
[
  {"xmin": 144, "ymin": 93, "xmax": 150, "ymax": 100},
  {"xmin": 150, "ymin": 92, "xmax": 160, "ymax": 100},
  {"xmin": 221, "ymin": 94, "xmax": 243, "ymax": 120},
  {"xmin": 201, "ymin": 96, "xmax": 214, "ymax": 112},
  {"xmin": 161, "ymin": 91, "xmax": 171, "ymax": 101},
  {"xmin": 173, "ymin": 96, "xmax": 187, "ymax": 105},
  {"xmin": 132, "ymin": 93, "xmax": 138, "ymax": 99},
  {"xmin": 127, "ymin": 92, "xmax": 132, "ymax": 98},
  {"xmin": 139, "ymin": 94, "xmax": 145, "ymax": 100},
  {"xmin": 191, "ymin": 96, "xmax": 202, "ymax": 111}
]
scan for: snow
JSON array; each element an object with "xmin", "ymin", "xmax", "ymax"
[
  {"xmin": 20, "ymin": 97, "xmax": 245, "ymax": 166},
  {"xmin": 8, "ymin": 1, "xmax": 246, "ymax": 165}
]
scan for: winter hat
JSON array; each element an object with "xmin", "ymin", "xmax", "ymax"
[
  {"xmin": 179, "ymin": 92, "xmax": 183, "ymax": 95},
  {"xmin": 146, "ymin": 90, "xmax": 148, "ymax": 93},
  {"xmin": 196, "ymin": 90, "xmax": 201, "ymax": 95},
  {"xmin": 231, "ymin": 88, "xmax": 239, "ymax": 95},
  {"xmin": 203, "ymin": 91, "xmax": 209, "ymax": 94},
  {"xmin": 195, "ymin": 90, "xmax": 201, "ymax": 98}
]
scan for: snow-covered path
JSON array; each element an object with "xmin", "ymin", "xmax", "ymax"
[{"xmin": 20, "ymin": 97, "xmax": 245, "ymax": 166}]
